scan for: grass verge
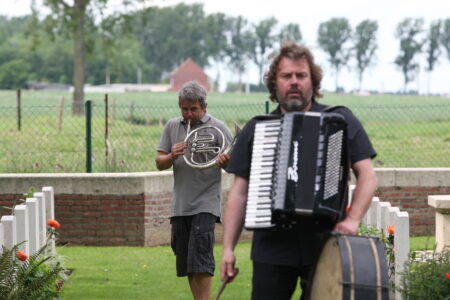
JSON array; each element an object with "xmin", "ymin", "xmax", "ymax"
[{"xmin": 58, "ymin": 236, "xmax": 433, "ymax": 299}]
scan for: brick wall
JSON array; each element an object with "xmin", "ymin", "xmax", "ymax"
[
  {"xmin": 1, "ymin": 169, "xmax": 449, "ymax": 246},
  {"xmin": 375, "ymin": 186, "xmax": 450, "ymax": 236}
]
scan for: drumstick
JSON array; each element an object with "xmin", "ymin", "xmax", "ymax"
[{"xmin": 215, "ymin": 268, "xmax": 239, "ymax": 300}]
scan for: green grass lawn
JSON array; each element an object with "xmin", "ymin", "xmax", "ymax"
[
  {"xmin": 58, "ymin": 243, "xmax": 258, "ymax": 300},
  {"xmin": 58, "ymin": 236, "xmax": 434, "ymax": 299}
]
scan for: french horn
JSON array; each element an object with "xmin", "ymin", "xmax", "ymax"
[{"xmin": 183, "ymin": 121, "xmax": 241, "ymax": 169}]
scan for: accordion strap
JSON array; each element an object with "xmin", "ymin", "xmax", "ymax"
[
  {"xmin": 321, "ymin": 105, "xmax": 348, "ymax": 113},
  {"xmin": 251, "ymin": 114, "xmax": 281, "ymax": 121}
]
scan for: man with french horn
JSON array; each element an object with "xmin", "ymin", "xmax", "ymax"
[
  {"xmin": 155, "ymin": 80, "xmax": 232, "ymax": 300},
  {"xmin": 220, "ymin": 42, "xmax": 378, "ymax": 299}
]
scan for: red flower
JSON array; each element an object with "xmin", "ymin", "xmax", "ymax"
[
  {"xmin": 48, "ymin": 219, "xmax": 60, "ymax": 229},
  {"xmin": 345, "ymin": 205, "xmax": 351, "ymax": 213},
  {"xmin": 386, "ymin": 225, "xmax": 395, "ymax": 235},
  {"xmin": 446, "ymin": 272, "xmax": 450, "ymax": 279},
  {"xmin": 387, "ymin": 225, "xmax": 395, "ymax": 235},
  {"xmin": 16, "ymin": 250, "xmax": 28, "ymax": 261}
]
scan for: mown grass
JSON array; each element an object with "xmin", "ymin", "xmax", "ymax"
[
  {"xmin": 58, "ymin": 243, "xmax": 258, "ymax": 300},
  {"xmin": 57, "ymin": 236, "xmax": 434, "ymax": 299},
  {"xmin": 1, "ymin": 90, "xmax": 449, "ymax": 172}
]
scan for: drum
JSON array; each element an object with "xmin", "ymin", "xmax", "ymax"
[{"xmin": 308, "ymin": 233, "xmax": 389, "ymax": 300}]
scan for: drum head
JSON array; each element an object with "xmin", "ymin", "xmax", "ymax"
[
  {"xmin": 308, "ymin": 234, "xmax": 390, "ymax": 300},
  {"xmin": 309, "ymin": 236, "xmax": 343, "ymax": 299}
]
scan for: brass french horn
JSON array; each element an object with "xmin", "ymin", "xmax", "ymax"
[{"xmin": 183, "ymin": 121, "xmax": 241, "ymax": 169}]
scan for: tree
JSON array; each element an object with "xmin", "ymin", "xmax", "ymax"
[
  {"xmin": 31, "ymin": 0, "xmax": 149, "ymax": 115},
  {"xmin": 203, "ymin": 13, "xmax": 230, "ymax": 90},
  {"xmin": 318, "ymin": 18, "xmax": 352, "ymax": 92},
  {"xmin": 0, "ymin": 59, "xmax": 30, "ymax": 89},
  {"xmin": 394, "ymin": 18, "xmax": 424, "ymax": 93},
  {"xmin": 424, "ymin": 20, "xmax": 442, "ymax": 94},
  {"xmin": 134, "ymin": 4, "xmax": 210, "ymax": 82},
  {"xmin": 249, "ymin": 17, "xmax": 278, "ymax": 83},
  {"xmin": 353, "ymin": 20, "xmax": 378, "ymax": 92},
  {"xmin": 225, "ymin": 16, "xmax": 253, "ymax": 92},
  {"xmin": 278, "ymin": 23, "xmax": 302, "ymax": 45},
  {"xmin": 441, "ymin": 18, "xmax": 450, "ymax": 61}
]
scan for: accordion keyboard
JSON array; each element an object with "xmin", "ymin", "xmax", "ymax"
[{"xmin": 245, "ymin": 119, "xmax": 281, "ymax": 229}]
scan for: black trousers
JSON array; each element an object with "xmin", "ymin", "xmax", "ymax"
[{"xmin": 251, "ymin": 261, "xmax": 311, "ymax": 300}]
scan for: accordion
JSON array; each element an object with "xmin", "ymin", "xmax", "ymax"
[{"xmin": 245, "ymin": 111, "xmax": 349, "ymax": 230}]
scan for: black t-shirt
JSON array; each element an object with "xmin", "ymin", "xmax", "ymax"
[{"xmin": 227, "ymin": 101, "xmax": 377, "ymax": 267}]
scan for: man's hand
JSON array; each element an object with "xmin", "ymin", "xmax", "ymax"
[
  {"xmin": 216, "ymin": 153, "xmax": 230, "ymax": 169},
  {"xmin": 333, "ymin": 215, "xmax": 360, "ymax": 235},
  {"xmin": 171, "ymin": 141, "xmax": 187, "ymax": 159},
  {"xmin": 220, "ymin": 249, "xmax": 238, "ymax": 282}
]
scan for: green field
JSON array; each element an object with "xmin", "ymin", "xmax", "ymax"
[{"xmin": 1, "ymin": 90, "xmax": 449, "ymax": 172}]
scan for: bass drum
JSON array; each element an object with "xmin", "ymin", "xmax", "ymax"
[{"xmin": 308, "ymin": 233, "xmax": 389, "ymax": 300}]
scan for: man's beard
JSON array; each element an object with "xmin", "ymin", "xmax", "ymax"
[{"xmin": 277, "ymin": 88, "xmax": 313, "ymax": 112}]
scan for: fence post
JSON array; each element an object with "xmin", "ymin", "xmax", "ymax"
[
  {"xmin": 265, "ymin": 100, "xmax": 269, "ymax": 114},
  {"xmin": 86, "ymin": 100, "xmax": 92, "ymax": 173},
  {"xmin": 16, "ymin": 89, "xmax": 21, "ymax": 131}
]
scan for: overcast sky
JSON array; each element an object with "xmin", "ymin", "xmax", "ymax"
[{"xmin": 2, "ymin": 0, "xmax": 450, "ymax": 94}]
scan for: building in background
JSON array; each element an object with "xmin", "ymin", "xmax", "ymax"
[{"xmin": 169, "ymin": 58, "xmax": 211, "ymax": 92}]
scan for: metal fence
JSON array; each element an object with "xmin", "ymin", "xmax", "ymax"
[{"xmin": 1, "ymin": 100, "xmax": 449, "ymax": 173}]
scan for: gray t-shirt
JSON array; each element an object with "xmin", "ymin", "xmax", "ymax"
[{"xmin": 157, "ymin": 112, "xmax": 232, "ymax": 218}]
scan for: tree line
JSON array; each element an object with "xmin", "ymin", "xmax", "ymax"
[{"xmin": 0, "ymin": 1, "xmax": 450, "ymax": 113}]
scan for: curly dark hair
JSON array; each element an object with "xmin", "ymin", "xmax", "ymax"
[{"xmin": 264, "ymin": 42, "xmax": 323, "ymax": 102}]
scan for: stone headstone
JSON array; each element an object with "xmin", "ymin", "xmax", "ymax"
[
  {"xmin": 0, "ymin": 215, "xmax": 16, "ymax": 249},
  {"xmin": 34, "ymin": 192, "xmax": 47, "ymax": 248},
  {"xmin": 14, "ymin": 204, "xmax": 29, "ymax": 254},
  {"xmin": 26, "ymin": 198, "xmax": 40, "ymax": 254}
]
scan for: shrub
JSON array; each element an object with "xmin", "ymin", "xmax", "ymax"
[
  {"xmin": 0, "ymin": 215, "xmax": 66, "ymax": 299},
  {"xmin": 397, "ymin": 249, "xmax": 450, "ymax": 299}
]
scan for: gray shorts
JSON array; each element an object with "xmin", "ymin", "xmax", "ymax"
[{"xmin": 170, "ymin": 213, "xmax": 217, "ymax": 277}]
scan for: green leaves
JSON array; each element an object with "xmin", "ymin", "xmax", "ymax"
[{"xmin": 0, "ymin": 242, "xmax": 66, "ymax": 300}]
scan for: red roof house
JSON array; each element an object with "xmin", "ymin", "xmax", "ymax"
[{"xmin": 169, "ymin": 58, "xmax": 211, "ymax": 92}]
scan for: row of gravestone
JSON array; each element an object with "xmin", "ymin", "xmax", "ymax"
[
  {"xmin": 348, "ymin": 185, "xmax": 409, "ymax": 300},
  {"xmin": 0, "ymin": 186, "xmax": 55, "ymax": 255}
]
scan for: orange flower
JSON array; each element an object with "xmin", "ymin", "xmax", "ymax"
[
  {"xmin": 387, "ymin": 225, "xmax": 395, "ymax": 235},
  {"xmin": 345, "ymin": 205, "xmax": 351, "ymax": 213},
  {"xmin": 16, "ymin": 250, "xmax": 28, "ymax": 261},
  {"xmin": 48, "ymin": 219, "xmax": 60, "ymax": 229},
  {"xmin": 446, "ymin": 272, "xmax": 450, "ymax": 279}
]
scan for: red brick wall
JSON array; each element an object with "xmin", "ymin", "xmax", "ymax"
[
  {"xmin": 1, "ymin": 170, "xmax": 449, "ymax": 246},
  {"xmin": 376, "ymin": 186, "xmax": 450, "ymax": 236},
  {"xmin": 56, "ymin": 194, "xmax": 147, "ymax": 246},
  {"xmin": 1, "ymin": 193, "xmax": 147, "ymax": 246}
]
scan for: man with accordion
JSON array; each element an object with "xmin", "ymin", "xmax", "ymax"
[{"xmin": 220, "ymin": 42, "xmax": 378, "ymax": 300}]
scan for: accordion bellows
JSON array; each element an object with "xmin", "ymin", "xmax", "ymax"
[{"xmin": 245, "ymin": 112, "xmax": 349, "ymax": 230}]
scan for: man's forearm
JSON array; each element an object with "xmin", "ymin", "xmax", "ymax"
[
  {"xmin": 223, "ymin": 177, "xmax": 248, "ymax": 252},
  {"xmin": 155, "ymin": 152, "xmax": 176, "ymax": 170},
  {"xmin": 348, "ymin": 159, "xmax": 378, "ymax": 222}
]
